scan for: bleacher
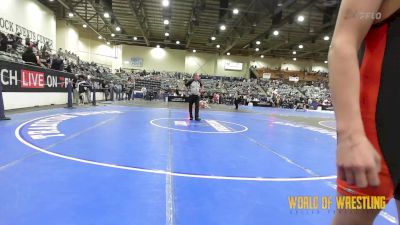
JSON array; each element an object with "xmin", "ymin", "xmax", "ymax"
[{"xmin": 0, "ymin": 30, "xmax": 332, "ymax": 109}]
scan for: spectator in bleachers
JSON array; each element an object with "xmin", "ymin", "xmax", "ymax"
[
  {"xmin": 51, "ymin": 54, "xmax": 64, "ymax": 71},
  {"xmin": 65, "ymin": 62, "xmax": 72, "ymax": 73},
  {"xmin": 22, "ymin": 47, "xmax": 40, "ymax": 66},
  {"xmin": 0, "ymin": 33, "xmax": 7, "ymax": 52}
]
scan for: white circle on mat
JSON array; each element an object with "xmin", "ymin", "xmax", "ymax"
[{"xmin": 15, "ymin": 114, "xmax": 336, "ymax": 182}]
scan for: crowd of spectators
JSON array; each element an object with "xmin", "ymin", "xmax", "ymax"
[
  {"xmin": 0, "ymin": 30, "xmax": 332, "ymax": 109},
  {"xmin": 107, "ymin": 70, "xmax": 332, "ymax": 110}
]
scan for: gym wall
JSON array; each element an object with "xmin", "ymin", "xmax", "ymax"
[
  {"xmin": 56, "ymin": 21, "xmax": 120, "ymax": 68},
  {"xmin": 121, "ymin": 45, "xmax": 328, "ymax": 77},
  {"xmin": 122, "ymin": 45, "xmax": 251, "ymax": 78},
  {"xmin": 121, "ymin": 45, "xmax": 186, "ymax": 72}
]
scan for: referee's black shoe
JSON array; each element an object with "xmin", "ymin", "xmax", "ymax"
[{"xmin": 195, "ymin": 118, "xmax": 201, "ymax": 121}]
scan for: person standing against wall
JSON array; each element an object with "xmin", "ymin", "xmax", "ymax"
[
  {"xmin": 234, "ymin": 90, "xmax": 241, "ymax": 110},
  {"xmin": 77, "ymin": 77, "xmax": 86, "ymax": 105},
  {"xmin": 72, "ymin": 76, "xmax": 79, "ymax": 105},
  {"xmin": 186, "ymin": 73, "xmax": 203, "ymax": 121},
  {"xmin": 85, "ymin": 79, "xmax": 92, "ymax": 104},
  {"xmin": 115, "ymin": 83, "xmax": 121, "ymax": 101}
]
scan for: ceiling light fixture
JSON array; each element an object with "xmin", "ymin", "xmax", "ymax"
[{"xmin": 162, "ymin": 0, "xmax": 170, "ymax": 7}]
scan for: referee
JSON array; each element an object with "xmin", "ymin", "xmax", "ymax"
[{"xmin": 186, "ymin": 73, "xmax": 203, "ymax": 121}]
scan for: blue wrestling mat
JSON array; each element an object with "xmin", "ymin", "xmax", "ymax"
[{"xmin": 0, "ymin": 105, "xmax": 397, "ymax": 225}]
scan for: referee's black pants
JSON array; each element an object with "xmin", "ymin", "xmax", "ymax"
[
  {"xmin": 188, "ymin": 95, "xmax": 200, "ymax": 119},
  {"xmin": 234, "ymin": 99, "xmax": 239, "ymax": 109}
]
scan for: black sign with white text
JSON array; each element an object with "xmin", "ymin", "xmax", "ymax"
[{"xmin": 0, "ymin": 60, "xmax": 75, "ymax": 92}]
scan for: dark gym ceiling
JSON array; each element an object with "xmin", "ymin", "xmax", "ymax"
[{"xmin": 39, "ymin": 0, "xmax": 340, "ymax": 61}]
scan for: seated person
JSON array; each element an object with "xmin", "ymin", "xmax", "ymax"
[
  {"xmin": 22, "ymin": 47, "xmax": 40, "ymax": 66},
  {"xmin": 0, "ymin": 33, "xmax": 9, "ymax": 52},
  {"xmin": 51, "ymin": 55, "xmax": 64, "ymax": 71}
]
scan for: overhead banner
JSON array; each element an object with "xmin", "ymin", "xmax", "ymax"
[
  {"xmin": 263, "ymin": 73, "xmax": 271, "ymax": 79},
  {"xmin": 0, "ymin": 60, "xmax": 75, "ymax": 92},
  {"xmin": 289, "ymin": 76, "xmax": 300, "ymax": 82}
]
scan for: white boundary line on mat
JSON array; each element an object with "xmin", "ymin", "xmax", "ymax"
[
  {"xmin": 318, "ymin": 120, "xmax": 337, "ymax": 130},
  {"xmin": 15, "ymin": 115, "xmax": 336, "ymax": 182}
]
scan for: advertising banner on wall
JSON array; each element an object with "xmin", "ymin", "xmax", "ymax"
[
  {"xmin": 262, "ymin": 73, "xmax": 271, "ymax": 79},
  {"xmin": 224, "ymin": 62, "xmax": 243, "ymax": 71},
  {"xmin": 0, "ymin": 60, "xmax": 75, "ymax": 92},
  {"xmin": 288, "ymin": 76, "xmax": 300, "ymax": 82},
  {"xmin": 131, "ymin": 57, "xmax": 143, "ymax": 67}
]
